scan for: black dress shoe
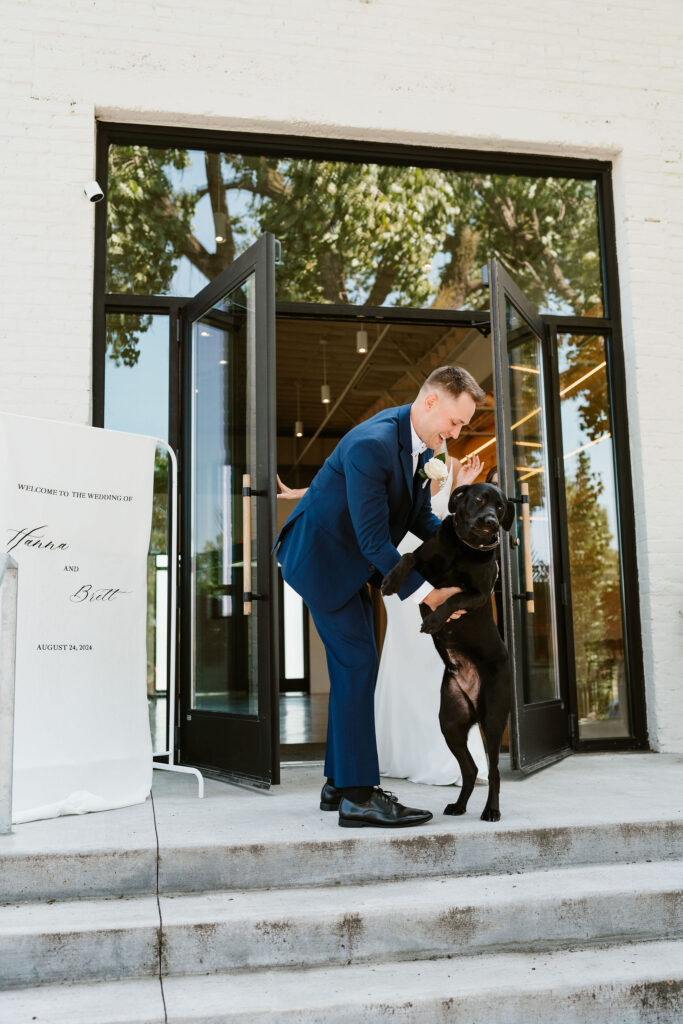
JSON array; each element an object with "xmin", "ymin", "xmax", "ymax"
[
  {"xmin": 320, "ymin": 780, "xmax": 343, "ymax": 811},
  {"xmin": 338, "ymin": 788, "xmax": 433, "ymax": 828}
]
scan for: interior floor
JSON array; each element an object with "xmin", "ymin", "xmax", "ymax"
[{"xmin": 279, "ymin": 692, "xmax": 329, "ymax": 745}]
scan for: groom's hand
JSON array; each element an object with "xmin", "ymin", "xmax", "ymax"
[{"xmin": 423, "ymin": 586, "xmax": 466, "ymax": 621}]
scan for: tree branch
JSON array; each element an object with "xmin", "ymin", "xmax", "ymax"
[{"xmin": 366, "ymin": 259, "xmax": 398, "ymax": 306}]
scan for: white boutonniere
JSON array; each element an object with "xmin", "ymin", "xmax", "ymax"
[{"xmin": 418, "ymin": 452, "xmax": 448, "ymax": 489}]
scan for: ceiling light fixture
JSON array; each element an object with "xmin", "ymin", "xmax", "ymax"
[
  {"xmin": 294, "ymin": 381, "xmax": 303, "ymax": 437},
  {"xmin": 214, "ymin": 211, "xmax": 227, "ymax": 244},
  {"xmin": 356, "ymin": 329, "xmax": 368, "ymax": 354},
  {"xmin": 320, "ymin": 340, "xmax": 331, "ymax": 404}
]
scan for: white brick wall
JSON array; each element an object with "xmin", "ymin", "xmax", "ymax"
[{"xmin": 1, "ymin": 0, "xmax": 682, "ymax": 748}]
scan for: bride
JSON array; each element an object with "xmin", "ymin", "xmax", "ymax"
[
  {"xmin": 277, "ymin": 450, "xmax": 489, "ymax": 788},
  {"xmin": 374, "ymin": 450, "xmax": 489, "ymax": 786}
]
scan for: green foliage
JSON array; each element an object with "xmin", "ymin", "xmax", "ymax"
[
  {"xmin": 106, "ymin": 146, "xmax": 194, "ymax": 365},
  {"xmin": 106, "ymin": 147, "xmax": 604, "ymax": 362},
  {"xmin": 565, "ymin": 450, "xmax": 622, "ymax": 720},
  {"xmin": 562, "ymin": 334, "xmax": 611, "ymax": 442},
  {"xmin": 150, "ymin": 448, "xmax": 169, "ymax": 555}
]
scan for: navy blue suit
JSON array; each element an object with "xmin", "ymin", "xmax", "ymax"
[{"xmin": 273, "ymin": 404, "xmax": 442, "ymax": 787}]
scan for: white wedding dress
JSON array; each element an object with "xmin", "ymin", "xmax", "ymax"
[{"xmin": 374, "ymin": 464, "xmax": 489, "ymax": 785}]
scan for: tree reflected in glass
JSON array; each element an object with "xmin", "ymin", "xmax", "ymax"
[{"xmin": 107, "ymin": 146, "xmax": 604, "ymax": 364}]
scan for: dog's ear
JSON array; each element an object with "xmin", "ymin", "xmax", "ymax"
[
  {"xmin": 500, "ymin": 497, "xmax": 516, "ymax": 532},
  {"xmin": 448, "ymin": 484, "xmax": 469, "ymax": 515}
]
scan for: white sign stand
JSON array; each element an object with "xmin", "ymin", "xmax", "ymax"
[
  {"xmin": 0, "ymin": 555, "xmax": 18, "ymax": 834},
  {"xmin": 151, "ymin": 440, "xmax": 203, "ymax": 798},
  {"xmin": 0, "ymin": 414, "xmax": 204, "ymax": 825}
]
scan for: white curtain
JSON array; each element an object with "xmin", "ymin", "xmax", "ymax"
[{"xmin": 0, "ymin": 412, "xmax": 156, "ymax": 823}]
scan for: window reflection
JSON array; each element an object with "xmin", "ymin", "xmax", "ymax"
[
  {"xmin": 104, "ymin": 313, "xmax": 169, "ymax": 441},
  {"xmin": 104, "ymin": 313, "xmax": 170, "ymax": 751},
  {"xmin": 107, "ymin": 146, "xmax": 603, "ymax": 316},
  {"xmin": 191, "ymin": 277, "xmax": 259, "ymax": 716},
  {"xmin": 558, "ymin": 334, "xmax": 628, "ymax": 739},
  {"xmin": 506, "ymin": 303, "xmax": 560, "ymax": 705}
]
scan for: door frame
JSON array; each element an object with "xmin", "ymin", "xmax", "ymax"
[
  {"xmin": 93, "ymin": 121, "xmax": 649, "ymax": 760},
  {"xmin": 488, "ymin": 259, "xmax": 573, "ymax": 771},
  {"xmin": 543, "ymin": 316, "xmax": 650, "ymax": 751},
  {"xmin": 178, "ymin": 233, "xmax": 280, "ymax": 787}
]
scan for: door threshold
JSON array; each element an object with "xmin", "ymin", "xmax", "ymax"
[{"xmin": 280, "ymin": 742, "xmax": 326, "ymax": 763}]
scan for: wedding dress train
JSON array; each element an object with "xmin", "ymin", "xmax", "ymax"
[{"xmin": 374, "ymin": 464, "xmax": 489, "ymax": 785}]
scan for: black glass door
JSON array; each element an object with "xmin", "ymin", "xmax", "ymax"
[
  {"xmin": 178, "ymin": 234, "xmax": 278, "ymax": 787},
  {"xmin": 488, "ymin": 259, "xmax": 572, "ymax": 773}
]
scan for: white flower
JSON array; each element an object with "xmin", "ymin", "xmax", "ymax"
[{"xmin": 423, "ymin": 457, "xmax": 449, "ymax": 482}]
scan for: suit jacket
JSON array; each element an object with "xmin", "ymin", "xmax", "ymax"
[{"xmin": 273, "ymin": 404, "xmax": 442, "ymax": 613}]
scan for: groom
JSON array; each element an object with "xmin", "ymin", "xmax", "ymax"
[{"xmin": 274, "ymin": 366, "xmax": 485, "ymax": 828}]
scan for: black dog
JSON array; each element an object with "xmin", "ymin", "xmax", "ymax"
[{"xmin": 381, "ymin": 483, "xmax": 515, "ymax": 822}]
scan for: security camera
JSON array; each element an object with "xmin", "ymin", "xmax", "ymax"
[{"xmin": 83, "ymin": 180, "xmax": 104, "ymax": 203}]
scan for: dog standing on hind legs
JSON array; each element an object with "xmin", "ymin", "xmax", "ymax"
[{"xmin": 381, "ymin": 482, "xmax": 515, "ymax": 822}]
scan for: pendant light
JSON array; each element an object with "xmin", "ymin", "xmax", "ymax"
[
  {"xmin": 320, "ymin": 340, "xmax": 331, "ymax": 404},
  {"xmin": 294, "ymin": 381, "xmax": 303, "ymax": 437},
  {"xmin": 214, "ymin": 211, "xmax": 227, "ymax": 244},
  {"xmin": 356, "ymin": 329, "xmax": 368, "ymax": 354}
]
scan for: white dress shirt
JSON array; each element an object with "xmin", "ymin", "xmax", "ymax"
[{"xmin": 408, "ymin": 416, "xmax": 434, "ymax": 605}]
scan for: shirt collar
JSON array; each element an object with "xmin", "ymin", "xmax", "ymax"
[{"xmin": 410, "ymin": 417, "xmax": 427, "ymax": 458}]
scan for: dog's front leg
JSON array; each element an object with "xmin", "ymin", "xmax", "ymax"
[
  {"xmin": 380, "ymin": 552, "xmax": 417, "ymax": 595},
  {"xmin": 420, "ymin": 589, "xmax": 486, "ymax": 634}
]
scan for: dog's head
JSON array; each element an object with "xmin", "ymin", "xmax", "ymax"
[{"xmin": 447, "ymin": 483, "xmax": 515, "ymax": 550}]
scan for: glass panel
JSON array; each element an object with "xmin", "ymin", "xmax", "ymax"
[
  {"xmin": 558, "ymin": 334, "xmax": 628, "ymax": 739},
  {"xmin": 105, "ymin": 314, "xmax": 170, "ymax": 751},
  {"xmin": 107, "ymin": 145, "xmax": 603, "ymax": 315},
  {"xmin": 191, "ymin": 274, "xmax": 258, "ymax": 715},
  {"xmin": 147, "ymin": 453, "xmax": 170, "ymax": 751},
  {"xmin": 506, "ymin": 300, "xmax": 560, "ymax": 704},
  {"xmin": 104, "ymin": 313, "xmax": 169, "ymax": 440}
]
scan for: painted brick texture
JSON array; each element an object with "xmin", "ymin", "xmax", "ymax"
[{"xmin": 0, "ymin": 0, "xmax": 682, "ymax": 747}]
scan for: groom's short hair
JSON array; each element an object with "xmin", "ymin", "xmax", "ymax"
[{"xmin": 421, "ymin": 366, "xmax": 486, "ymax": 405}]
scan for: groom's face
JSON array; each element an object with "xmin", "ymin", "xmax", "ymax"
[{"xmin": 417, "ymin": 389, "xmax": 476, "ymax": 451}]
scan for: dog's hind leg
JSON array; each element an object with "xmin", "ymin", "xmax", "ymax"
[
  {"xmin": 478, "ymin": 672, "xmax": 510, "ymax": 822},
  {"xmin": 440, "ymin": 677, "xmax": 478, "ymax": 816}
]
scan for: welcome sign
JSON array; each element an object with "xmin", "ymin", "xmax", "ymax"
[{"xmin": 0, "ymin": 412, "xmax": 157, "ymax": 823}]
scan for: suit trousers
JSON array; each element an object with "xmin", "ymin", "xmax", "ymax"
[{"xmin": 309, "ymin": 585, "xmax": 380, "ymax": 788}]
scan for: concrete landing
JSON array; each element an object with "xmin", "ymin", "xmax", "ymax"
[
  {"xmin": 0, "ymin": 753, "xmax": 682, "ymax": 1023},
  {"xmin": 1, "ymin": 752, "xmax": 682, "ymax": 902}
]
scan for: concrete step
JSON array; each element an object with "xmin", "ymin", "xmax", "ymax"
[
  {"xmin": 1, "ymin": 940, "xmax": 682, "ymax": 1023},
  {"xmin": 3, "ymin": 817, "xmax": 683, "ymax": 903},
  {"xmin": 0, "ymin": 894, "xmax": 161, "ymax": 989},
  {"xmin": 1, "ymin": 860, "xmax": 681, "ymax": 988}
]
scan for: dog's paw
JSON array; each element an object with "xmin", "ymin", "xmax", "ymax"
[
  {"xmin": 480, "ymin": 807, "xmax": 501, "ymax": 822},
  {"xmin": 443, "ymin": 802, "xmax": 467, "ymax": 816},
  {"xmin": 380, "ymin": 571, "xmax": 401, "ymax": 596},
  {"xmin": 420, "ymin": 615, "xmax": 442, "ymax": 635}
]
